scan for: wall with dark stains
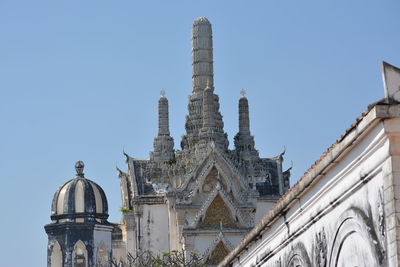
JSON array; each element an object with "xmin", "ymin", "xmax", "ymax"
[{"xmin": 229, "ymin": 116, "xmax": 400, "ymax": 267}]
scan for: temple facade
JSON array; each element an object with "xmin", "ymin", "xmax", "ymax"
[
  {"xmin": 45, "ymin": 17, "xmax": 290, "ymax": 266},
  {"xmin": 114, "ymin": 17, "xmax": 290, "ymax": 265},
  {"xmin": 44, "ymin": 16, "xmax": 400, "ymax": 267}
]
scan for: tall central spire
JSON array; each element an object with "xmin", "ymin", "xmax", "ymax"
[
  {"xmin": 181, "ymin": 17, "xmax": 228, "ymax": 151},
  {"xmin": 192, "ymin": 17, "xmax": 214, "ymax": 94}
]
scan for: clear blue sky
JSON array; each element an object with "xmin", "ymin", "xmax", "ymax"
[{"xmin": 1, "ymin": 1, "xmax": 399, "ymax": 266}]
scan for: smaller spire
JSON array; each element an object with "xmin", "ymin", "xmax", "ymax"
[
  {"xmin": 238, "ymin": 92, "xmax": 250, "ymax": 135},
  {"xmin": 235, "ymin": 90, "xmax": 259, "ymax": 160},
  {"xmin": 151, "ymin": 91, "xmax": 175, "ymax": 162},
  {"xmin": 75, "ymin": 161, "xmax": 85, "ymax": 178},
  {"xmin": 158, "ymin": 91, "xmax": 170, "ymax": 136}
]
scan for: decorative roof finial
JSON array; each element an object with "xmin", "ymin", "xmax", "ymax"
[
  {"xmin": 240, "ymin": 88, "xmax": 246, "ymax": 97},
  {"xmin": 160, "ymin": 90, "xmax": 166, "ymax": 98},
  {"xmin": 75, "ymin": 161, "xmax": 85, "ymax": 178},
  {"xmin": 382, "ymin": 61, "xmax": 400, "ymax": 103}
]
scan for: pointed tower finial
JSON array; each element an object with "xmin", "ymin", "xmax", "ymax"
[
  {"xmin": 240, "ymin": 88, "xmax": 246, "ymax": 97},
  {"xmin": 160, "ymin": 90, "xmax": 166, "ymax": 98}
]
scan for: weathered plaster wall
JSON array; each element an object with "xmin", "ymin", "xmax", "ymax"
[
  {"xmin": 230, "ymin": 118, "xmax": 391, "ymax": 266},
  {"xmin": 167, "ymin": 201, "xmax": 181, "ymax": 251},
  {"xmin": 382, "ymin": 117, "xmax": 400, "ymax": 266},
  {"xmin": 140, "ymin": 204, "xmax": 170, "ymax": 254}
]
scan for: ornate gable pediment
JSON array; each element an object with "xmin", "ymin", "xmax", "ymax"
[
  {"xmin": 189, "ymin": 185, "xmax": 250, "ymax": 229},
  {"xmin": 203, "ymin": 232, "xmax": 234, "ymax": 265},
  {"xmin": 199, "ymin": 194, "xmax": 237, "ymax": 229},
  {"xmin": 176, "ymin": 147, "xmax": 252, "ymax": 205}
]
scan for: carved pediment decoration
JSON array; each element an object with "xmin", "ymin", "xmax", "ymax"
[
  {"xmin": 199, "ymin": 194, "xmax": 237, "ymax": 229},
  {"xmin": 203, "ymin": 232, "xmax": 234, "ymax": 266},
  {"xmin": 178, "ymin": 148, "xmax": 248, "ymax": 191},
  {"xmin": 190, "ymin": 186, "xmax": 248, "ymax": 229},
  {"xmin": 206, "ymin": 241, "xmax": 229, "ymax": 265},
  {"xmin": 176, "ymin": 152, "xmax": 250, "ymax": 205}
]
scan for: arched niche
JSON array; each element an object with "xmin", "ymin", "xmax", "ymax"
[
  {"xmin": 72, "ymin": 240, "xmax": 88, "ymax": 267},
  {"xmin": 329, "ymin": 208, "xmax": 384, "ymax": 267},
  {"xmin": 50, "ymin": 241, "xmax": 62, "ymax": 267},
  {"xmin": 206, "ymin": 241, "xmax": 230, "ymax": 266},
  {"xmin": 286, "ymin": 242, "xmax": 311, "ymax": 267},
  {"xmin": 97, "ymin": 241, "xmax": 107, "ymax": 266},
  {"xmin": 287, "ymin": 255, "xmax": 306, "ymax": 267}
]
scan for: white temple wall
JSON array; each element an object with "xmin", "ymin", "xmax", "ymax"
[
  {"xmin": 167, "ymin": 202, "xmax": 181, "ymax": 251},
  {"xmin": 111, "ymin": 241, "xmax": 126, "ymax": 263},
  {"xmin": 230, "ymin": 118, "xmax": 391, "ymax": 266},
  {"xmin": 123, "ymin": 212, "xmax": 136, "ymax": 259},
  {"xmin": 140, "ymin": 204, "xmax": 170, "ymax": 254},
  {"xmin": 382, "ymin": 118, "xmax": 400, "ymax": 266}
]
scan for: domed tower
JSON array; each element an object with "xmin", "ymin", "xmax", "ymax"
[{"xmin": 44, "ymin": 161, "xmax": 113, "ymax": 267}]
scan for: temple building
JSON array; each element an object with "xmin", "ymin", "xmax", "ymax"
[
  {"xmin": 44, "ymin": 16, "xmax": 400, "ymax": 267},
  {"xmin": 115, "ymin": 17, "xmax": 290, "ymax": 264},
  {"xmin": 44, "ymin": 17, "xmax": 290, "ymax": 266}
]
